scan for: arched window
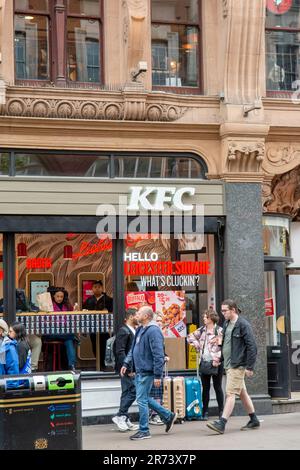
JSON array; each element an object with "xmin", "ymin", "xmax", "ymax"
[{"xmin": 0, "ymin": 151, "xmax": 207, "ymax": 180}]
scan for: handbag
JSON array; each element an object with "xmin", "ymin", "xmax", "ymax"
[{"xmin": 199, "ymin": 325, "xmax": 219, "ymax": 376}]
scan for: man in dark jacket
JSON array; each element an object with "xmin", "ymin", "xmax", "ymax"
[
  {"xmin": 82, "ymin": 280, "xmax": 113, "ymax": 370},
  {"xmin": 207, "ymin": 299, "xmax": 260, "ymax": 435},
  {"xmin": 121, "ymin": 306, "xmax": 176, "ymax": 441},
  {"xmin": 112, "ymin": 308, "xmax": 139, "ymax": 432}
]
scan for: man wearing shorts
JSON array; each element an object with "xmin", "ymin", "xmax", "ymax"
[{"xmin": 207, "ymin": 299, "xmax": 260, "ymax": 434}]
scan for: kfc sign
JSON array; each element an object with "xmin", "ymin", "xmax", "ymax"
[{"xmin": 127, "ymin": 186, "xmax": 196, "ymax": 211}]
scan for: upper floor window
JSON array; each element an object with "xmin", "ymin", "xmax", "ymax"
[
  {"xmin": 14, "ymin": 0, "xmax": 50, "ymax": 80},
  {"xmin": 14, "ymin": 0, "xmax": 102, "ymax": 85},
  {"xmin": 266, "ymin": 0, "xmax": 300, "ymax": 94},
  {"xmin": 151, "ymin": 0, "xmax": 201, "ymax": 93}
]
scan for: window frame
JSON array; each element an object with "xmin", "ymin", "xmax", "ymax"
[
  {"xmin": 14, "ymin": 0, "xmax": 53, "ymax": 85},
  {"xmin": 66, "ymin": 0, "xmax": 104, "ymax": 86},
  {"xmin": 0, "ymin": 149, "xmax": 208, "ymax": 181},
  {"xmin": 265, "ymin": 6, "xmax": 300, "ymax": 97},
  {"xmin": 14, "ymin": 0, "xmax": 104, "ymax": 87},
  {"xmin": 151, "ymin": 0, "xmax": 203, "ymax": 95}
]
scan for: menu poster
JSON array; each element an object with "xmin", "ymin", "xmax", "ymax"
[
  {"xmin": 155, "ymin": 291, "xmax": 186, "ymax": 338},
  {"xmin": 82, "ymin": 280, "xmax": 95, "ymax": 304},
  {"xmin": 125, "ymin": 290, "xmax": 186, "ymax": 338},
  {"xmin": 30, "ymin": 280, "xmax": 50, "ymax": 306}
]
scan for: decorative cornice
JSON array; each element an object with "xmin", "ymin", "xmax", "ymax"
[
  {"xmin": 221, "ymin": 172, "xmax": 265, "ymax": 183},
  {"xmin": 0, "ymin": 87, "xmax": 190, "ymax": 122}
]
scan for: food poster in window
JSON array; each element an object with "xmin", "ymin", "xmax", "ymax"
[
  {"xmin": 155, "ymin": 290, "xmax": 186, "ymax": 338},
  {"xmin": 125, "ymin": 290, "xmax": 187, "ymax": 338}
]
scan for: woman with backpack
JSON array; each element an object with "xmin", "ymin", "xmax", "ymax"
[
  {"xmin": 9, "ymin": 322, "xmax": 31, "ymax": 373},
  {"xmin": 187, "ymin": 309, "xmax": 224, "ymax": 421}
]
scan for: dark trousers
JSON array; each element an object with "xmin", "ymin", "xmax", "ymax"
[
  {"xmin": 118, "ymin": 374, "xmax": 136, "ymax": 419},
  {"xmin": 90, "ymin": 332, "xmax": 110, "ymax": 369},
  {"xmin": 200, "ymin": 365, "xmax": 224, "ymax": 415}
]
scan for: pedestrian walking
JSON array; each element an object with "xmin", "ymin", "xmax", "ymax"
[
  {"xmin": 149, "ymin": 355, "xmax": 169, "ymax": 426},
  {"xmin": 121, "ymin": 306, "xmax": 177, "ymax": 441},
  {"xmin": 207, "ymin": 299, "xmax": 260, "ymax": 434},
  {"xmin": 0, "ymin": 320, "xmax": 19, "ymax": 375},
  {"xmin": 187, "ymin": 309, "xmax": 224, "ymax": 420},
  {"xmin": 112, "ymin": 308, "xmax": 139, "ymax": 432}
]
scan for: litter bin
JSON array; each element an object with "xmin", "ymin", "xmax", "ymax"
[{"xmin": 0, "ymin": 371, "xmax": 82, "ymax": 450}]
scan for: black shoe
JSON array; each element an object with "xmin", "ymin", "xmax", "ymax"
[
  {"xmin": 165, "ymin": 412, "xmax": 177, "ymax": 433},
  {"xmin": 200, "ymin": 412, "xmax": 209, "ymax": 421},
  {"xmin": 207, "ymin": 419, "xmax": 225, "ymax": 434},
  {"xmin": 130, "ymin": 431, "xmax": 151, "ymax": 441},
  {"xmin": 241, "ymin": 419, "xmax": 260, "ymax": 431}
]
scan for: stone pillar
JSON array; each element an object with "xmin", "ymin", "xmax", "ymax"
[
  {"xmin": 0, "ymin": 0, "xmax": 14, "ymax": 87},
  {"xmin": 54, "ymin": 0, "xmax": 67, "ymax": 86},
  {"xmin": 224, "ymin": 183, "xmax": 271, "ymax": 405}
]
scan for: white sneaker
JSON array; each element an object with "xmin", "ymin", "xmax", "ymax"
[
  {"xmin": 149, "ymin": 415, "xmax": 164, "ymax": 426},
  {"xmin": 112, "ymin": 415, "xmax": 129, "ymax": 432},
  {"xmin": 126, "ymin": 418, "xmax": 139, "ymax": 431}
]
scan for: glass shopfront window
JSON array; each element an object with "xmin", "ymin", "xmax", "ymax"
[
  {"xmin": 263, "ymin": 215, "xmax": 291, "ymax": 258},
  {"xmin": 15, "ymin": 233, "xmax": 113, "ymax": 372},
  {"xmin": 124, "ymin": 233, "xmax": 216, "ymax": 371}
]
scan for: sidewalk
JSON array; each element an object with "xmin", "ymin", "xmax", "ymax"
[{"xmin": 83, "ymin": 412, "xmax": 300, "ymax": 450}]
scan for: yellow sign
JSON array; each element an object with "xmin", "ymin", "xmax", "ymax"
[{"xmin": 188, "ymin": 324, "xmax": 198, "ymax": 369}]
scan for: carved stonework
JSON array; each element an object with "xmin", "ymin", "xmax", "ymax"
[
  {"xmin": 263, "ymin": 167, "xmax": 300, "ymax": 220},
  {"xmin": 0, "ymin": 87, "xmax": 189, "ymax": 122},
  {"xmin": 222, "ymin": 0, "xmax": 229, "ymax": 18},
  {"xmin": 266, "ymin": 144, "xmax": 300, "ymax": 167},
  {"xmin": 227, "ymin": 142, "xmax": 265, "ymax": 172}
]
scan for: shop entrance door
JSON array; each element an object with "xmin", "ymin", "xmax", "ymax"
[
  {"xmin": 287, "ymin": 269, "xmax": 300, "ymax": 392},
  {"xmin": 264, "ymin": 262, "xmax": 290, "ymax": 398}
]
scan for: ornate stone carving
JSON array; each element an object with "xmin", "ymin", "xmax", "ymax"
[
  {"xmin": 227, "ymin": 142, "xmax": 265, "ymax": 172},
  {"xmin": 266, "ymin": 144, "xmax": 300, "ymax": 167},
  {"xmin": 263, "ymin": 167, "xmax": 300, "ymax": 220},
  {"xmin": 0, "ymin": 88, "xmax": 189, "ymax": 122}
]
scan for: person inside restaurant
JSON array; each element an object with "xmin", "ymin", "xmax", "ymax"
[
  {"xmin": 82, "ymin": 280, "xmax": 113, "ymax": 370},
  {"xmin": 43, "ymin": 287, "xmax": 77, "ymax": 371}
]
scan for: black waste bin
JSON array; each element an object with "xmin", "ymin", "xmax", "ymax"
[{"xmin": 0, "ymin": 372, "xmax": 82, "ymax": 450}]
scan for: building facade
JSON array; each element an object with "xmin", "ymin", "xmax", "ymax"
[{"xmin": 0, "ymin": 0, "xmax": 300, "ymax": 418}]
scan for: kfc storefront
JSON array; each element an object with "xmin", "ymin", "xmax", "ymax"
[{"xmin": 0, "ymin": 150, "xmax": 226, "ymax": 419}]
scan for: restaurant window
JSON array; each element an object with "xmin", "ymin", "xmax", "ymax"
[
  {"xmin": 67, "ymin": 0, "xmax": 102, "ymax": 83},
  {"xmin": 151, "ymin": 0, "xmax": 201, "ymax": 92},
  {"xmin": 15, "ymin": 233, "xmax": 113, "ymax": 372},
  {"xmin": 0, "ymin": 151, "xmax": 207, "ymax": 180},
  {"xmin": 14, "ymin": 0, "xmax": 103, "ymax": 85},
  {"xmin": 124, "ymin": 234, "xmax": 216, "ymax": 371},
  {"xmin": 14, "ymin": 0, "xmax": 50, "ymax": 80},
  {"xmin": 266, "ymin": 0, "xmax": 300, "ymax": 94},
  {"xmin": 263, "ymin": 214, "xmax": 291, "ymax": 258},
  {"xmin": 115, "ymin": 155, "xmax": 206, "ymax": 179}
]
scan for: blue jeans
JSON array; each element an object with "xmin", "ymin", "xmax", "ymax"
[
  {"xmin": 135, "ymin": 373, "xmax": 172, "ymax": 433},
  {"xmin": 118, "ymin": 374, "xmax": 136, "ymax": 419}
]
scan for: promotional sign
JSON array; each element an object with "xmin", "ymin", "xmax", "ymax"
[
  {"xmin": 265, "ymin": 297, "xmax": 275, "ymax": 317},
  {"xmin": 30, "ymin": 281, "xmax": 50, "ymax": 306},
  {"xmin": 125, "ymin": 290, "xmax": 187, "ymax": 338},
  {"xmin": 187, "ymin": 324, "xmax": 198, "ymax": 369},
  {"xmin": 82, "ymin": 280, "xmax": 95, "ymax": 304},
  {"xmin": 267, "ymin": 0, "xmax": 292, "ymax": 15}
]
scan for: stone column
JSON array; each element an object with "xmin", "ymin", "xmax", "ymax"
[
  {"xmin": 221, "ymin": 122, "xmax": 273, "ymax": 414},
  {"xmin": 54, "ymin": 0, "xmax": 67, "ymax": 86},
  {"xmin": 224, "ymin": 182, "xmax": 272, "ymax": 413}
]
